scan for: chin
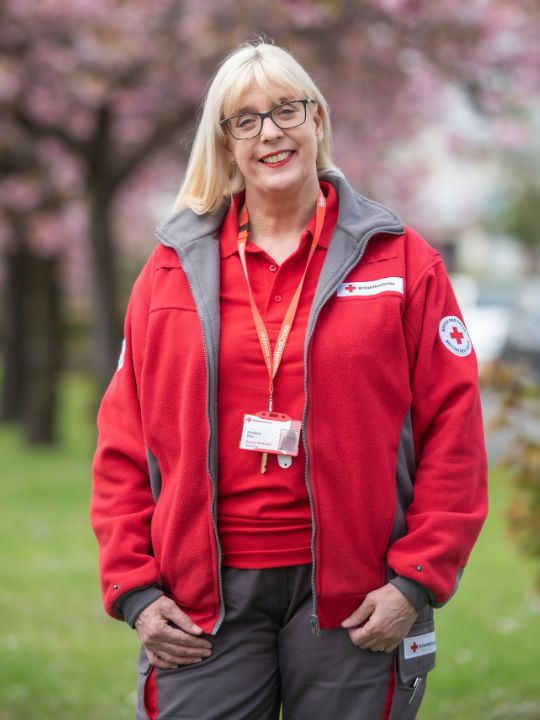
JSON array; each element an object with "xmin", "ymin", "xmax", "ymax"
[{"xmin": 259, "ymin": 170, "xmax": 304, "ymax": 194}]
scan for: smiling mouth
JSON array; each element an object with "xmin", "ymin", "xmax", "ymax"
[{"xmin": 260, "ymin": 150, "xmax": 294, "ymax": 166}]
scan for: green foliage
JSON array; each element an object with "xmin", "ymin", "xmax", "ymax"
[
  {"xmin": 419, "ymin": 465, "xmax": 540, "ymax": 720},
  {"xmin": 0, "ymin": 374, "xmax": 139, "ymax": 720},
  {"xmin": 483, "ymin": 361, "xmax": 540, "ymax": 595},
  {"xmin": 0, "ymin": 373, "xmax": 539, "ymax": 719},
  {"xmin": 496, "ymin": 186, "xmax": 540, "ymax": 250}
]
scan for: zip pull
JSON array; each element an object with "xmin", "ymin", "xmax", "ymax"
[
  {"xmin": 310, "ymin": 614, "xmax": 322, "ymax": 637},
  {"xmin": 409, "ymin": 677, "xmax": 423, "ymax": 705}
]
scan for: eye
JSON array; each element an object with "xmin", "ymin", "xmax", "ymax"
[
  {"xmin": 234, "ymin": 114, "xmax": 257, "ymax": 129},
  {"xmin": 275, "ymin": 103, "xmax": 299, "ymax": 119}
]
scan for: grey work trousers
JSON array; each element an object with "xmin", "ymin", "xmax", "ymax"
[{"xmin": 136, "ymin": 564, "xmax": 433, "ymax": 720}]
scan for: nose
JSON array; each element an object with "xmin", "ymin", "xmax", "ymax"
[{"xmin": 260, "ymin": 115, "xmax": 283, "ymax": 141}]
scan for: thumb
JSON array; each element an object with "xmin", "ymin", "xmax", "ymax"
[
  {"xmin": 341, "ymin": 598, "xmax": 374, "ymax": 629},
  {"xmin": 162, "ymin": 598, "xmax": 203, "ymax": 635}
]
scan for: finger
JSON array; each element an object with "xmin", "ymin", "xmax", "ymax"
[
  {"xmin": 348, "ymin": 623, "xmax": 386, "ymax": 650},
  {"xmin": 159, "ymin": 624, "xmax": 213, "ymax": 649},
  {"xmin": 347, "ymin": 627, "xmax": 372, "ymax": 648},
  {"xmin": 146, "ymin": 649, "xmax": 178, "ymax": 671},
  {"xmin": 361, "ymin": 628, "xmax": 399, "ymax": 650},
  {"xmin": 151, "ymin": 656, "xmax": 203, "ymax": 670},
  {"xmin": 341, "ymin": 600, "xmax": 374, "ymax": 629},
  {"xmin": 163, "ymin": 603, "xmax": 204, "ymax": 636},
  {"xmin": 153, "ymin": 648, "xmax": 207, "ymax": 667},
  {"xmin": 137, "ymin": 619, "xmax": 213, "ymax": 651},
  {"xmin": 137, "ymin": 597, "xmax": 211, "ymax": 649},
  {"xmin": 347, "ymin": 615, "xmax": 376, "ymax": 643},
  {"xmin": 366, "ymin": 635, "xmax": 401, "ymax": 653},
  {"xmin": 147, "ymin": 640, "xmax": 213, "ymax": 663}
]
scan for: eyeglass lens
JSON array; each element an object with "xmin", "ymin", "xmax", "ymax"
[{"xmin": 229, "ymin": 101, "xmax": 306, "ymax": 139}]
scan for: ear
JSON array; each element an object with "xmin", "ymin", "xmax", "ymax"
[
  {"xmin": 312, "ymin": 108, "xmax": 324, "ymax": 142},
  {"xmin": 222, "ymin": 134, "xmax": 231, "ymax": 156},
  {"xmin": 222, "ymin": 138, "xmax": 236, "ymax": 166}
]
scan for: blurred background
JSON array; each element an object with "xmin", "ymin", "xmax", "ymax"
[{"xmin": 1, "ymin": 1, "xmax": 539, "ymax": 718}]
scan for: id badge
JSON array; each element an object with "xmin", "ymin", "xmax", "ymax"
[{"xmin": 240, "ymin": 411, "xmax": 301, "ymax": 456}]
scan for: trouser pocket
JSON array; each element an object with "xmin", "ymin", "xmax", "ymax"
[{"xmin": 388, "ymin": 608, "xmax": 436, "ymax": 720}]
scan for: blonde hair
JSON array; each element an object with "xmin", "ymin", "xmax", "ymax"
[{"xmin": 174, "ymin": 40, "xmax": 340, "ymax": 214}]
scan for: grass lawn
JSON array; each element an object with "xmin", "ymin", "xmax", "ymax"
[{"xmin": 0, "ymin": 373, "xmax": 539, "ymax": 720}]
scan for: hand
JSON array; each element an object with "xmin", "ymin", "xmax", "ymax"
[
  {"xmin": 341, "ymin": 583, "xmax": 418, "ymax": 653},
  {"xmin": 135, "ymin": 596, "xmax": 213, "ymax": 670}
]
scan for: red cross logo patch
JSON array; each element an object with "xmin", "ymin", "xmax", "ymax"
[{"xmin": 439, "ymin": 316, "xmax": 472, "ymax": 357}]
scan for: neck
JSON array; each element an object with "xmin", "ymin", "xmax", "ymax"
[{"xmin": 244, "ymin": 176, "xmax": 320, "ymax": 245}]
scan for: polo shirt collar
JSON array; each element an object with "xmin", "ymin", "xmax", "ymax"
[{"xmin": 219, "ymin": 181, "xmax": 337, "ymax": 259}]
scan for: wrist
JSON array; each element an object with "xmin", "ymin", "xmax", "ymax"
[
  {"xmin": 115, "ymin": 586, "xmax": 165, "ymax": 628},
  {"xmin": 390, "ymin": 576, "xmax": 430, "ymax": 613}
]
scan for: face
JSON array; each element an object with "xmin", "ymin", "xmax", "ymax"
[{"xmin": 223, "ymin": 81, "xmax": 324, "ymax": 201}]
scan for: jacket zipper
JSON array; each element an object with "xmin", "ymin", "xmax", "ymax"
[
  {"xmin": 174, "ymin": 246, "xmax": 226, "ymax": 636},
  {"xmin": 303, "ymin": 225, "xmax": 403, "ymax": 636},
  {"xmin": 168, "ymin": 217, "xmax": 403, "ymax": 636}
]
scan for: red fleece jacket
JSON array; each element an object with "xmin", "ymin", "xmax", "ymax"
[{"xmin": 91, "ymin": 180, "xmax": 488, "ymax": 633}]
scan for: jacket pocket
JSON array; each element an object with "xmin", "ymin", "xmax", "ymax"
[
  {"xmin": 388, "ymin": 610, "xmax": 436, "ymax": 719},
  {"xmin": 397, "ymin": 606, "xmax": 436, "ymax": 682}
]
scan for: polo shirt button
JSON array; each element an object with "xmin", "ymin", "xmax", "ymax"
[
  {"xmin": 274, "ymin": 295, "xmax": 282, "ymax": 303},
  {"xmin": 269, "ymin": 264, "xmax": 278, "ymax": 272}
]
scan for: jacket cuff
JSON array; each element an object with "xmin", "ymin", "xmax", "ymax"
[
  {"xmin": 115, "ymin": 586, "xmax": 165, "ymax": 628},
  {"xmin": 390, "ymin": 576, "xmax": 431, "ymax": 613}
]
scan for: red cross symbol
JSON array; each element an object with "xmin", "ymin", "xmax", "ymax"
[
  {"xmin": 246, "ymin": 417, "xmax": 252, "ymax": 422},
  {"xmin": 450, "ymin": 326, "xmax": 464, "ymax": 344},
  {"xmin": 410, "ymin": 642, "xmax": 419, "ymax": 653},
  {"xmin": 345, "ymin": 284, "xmax": 355, "ymax": 293}
]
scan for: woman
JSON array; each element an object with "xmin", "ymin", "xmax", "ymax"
[{"xmin": 91, "ymin": 40, "xmax": 488, "ymax": 720}]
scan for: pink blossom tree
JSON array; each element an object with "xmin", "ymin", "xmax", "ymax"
[{"xmin": 1, "ymin": 0, "xmax": 539, "ymax": 438}]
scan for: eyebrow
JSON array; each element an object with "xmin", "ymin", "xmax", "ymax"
[{"xmin": 234, "ymin": 96, "xmax": 297, "ymax": 114}]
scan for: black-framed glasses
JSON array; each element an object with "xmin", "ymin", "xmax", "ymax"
[{"xmin": 221, "ymin": 99, "xmax": 316, "ymax": 140}]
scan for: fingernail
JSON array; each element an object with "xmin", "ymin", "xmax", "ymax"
[
  {"xmin": 341, "ymin": 620, "xmax": 351, "ymax": 628},
  {"xmin": 191, "ymin": 624, "xmax": 203, "ymax": 634}
]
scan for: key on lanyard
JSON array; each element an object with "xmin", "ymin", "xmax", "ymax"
[{"xmin": 260, "ymin": 393, "xmax": 273, "ymax": 474}]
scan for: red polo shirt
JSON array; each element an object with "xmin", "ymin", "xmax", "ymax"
[{"xmin": 217, "ymin": 181, "xmax": 339, "ymax": 568}]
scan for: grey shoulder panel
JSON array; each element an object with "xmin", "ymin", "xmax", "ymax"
[
  {"xmin": 146, "ymin": 448, "xmax": 162, "ymax": 502},
  {"xmin": 389, "ymin": 411, "xmax": 416, "ymax": 547},
  {"xmin": 153, "ymin": 208, "xmax": 222, "ymax": 489}
]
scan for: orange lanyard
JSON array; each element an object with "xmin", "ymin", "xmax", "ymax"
[{"xmin": 237, "ymin": 190, "xmax": 326, "ymax": 412}]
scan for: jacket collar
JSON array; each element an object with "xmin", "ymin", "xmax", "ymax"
[
  {"xmin": 219, "ymin": 180, "xmax": 338, "ymax": 259},
  {"xmin": 154, "ymin": 172, "xmax": 404, "ymax": 253}
]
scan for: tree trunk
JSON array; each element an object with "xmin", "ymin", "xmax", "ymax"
[
  {"xmin": 23, "ymin": 254, "xmax": 62, "ymax": 444},
  {"xmin": 1, "ymin": 248, "xmax": 62, "ymax": 443},
  {"xmin": 88, "ymin": 189, "xmax": 122, "ymax": 394},
  {"xmin": 0, "ymin": 249, "xmax": 27, "ymax": 422}
]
